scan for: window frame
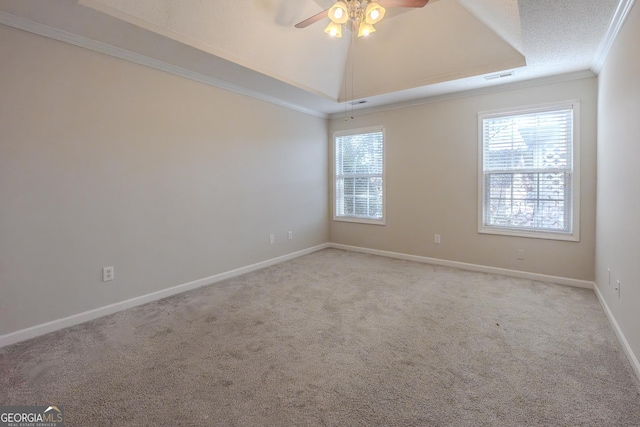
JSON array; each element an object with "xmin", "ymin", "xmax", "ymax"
[
  {"xmin": 477, "ymin": 100, "xmax": 581, "ymax": 241},
  {"xmin": 333, "ymin": 125, "xmax": 386, "ymax": 225}
]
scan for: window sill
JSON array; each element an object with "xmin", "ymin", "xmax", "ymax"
[
  {"xmin": 478, "ymin": 226, "xmax": 579, "ymax": 242},
  {"xmin": 333, "ymin": 216, "xmax": 386, "ymax": 226}
]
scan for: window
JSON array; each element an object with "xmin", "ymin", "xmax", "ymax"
[
  {"xmin": 334, "ymin": 126, "xmax": 385, "ymax": 225},
  {"xmin": 478, "ymin": 101, "xmax": 580, "ymax": 241}
]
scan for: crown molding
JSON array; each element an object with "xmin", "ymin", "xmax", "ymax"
[
  {"xmin": 591, "ymin": 0, "xmax": 636, "ymax": 74},
  {"xmin": 0, "ymin": 11, "xmax": 329, "ymax": 119},
  {"xmin": 4, "ymin": 0, "xmax": 628, "ymax": 121},
  {"xmin": 328, "ymin": 70, "xmax": 595, "ymax": 120}
]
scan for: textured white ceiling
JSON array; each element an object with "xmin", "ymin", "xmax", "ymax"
[
  {"xmin": 518, "ymin": 0, "xmax": 618, "ymax": 73},
  {"xmin": 0, "ymin": 0, "xmax": 622, "ymax": 115}
]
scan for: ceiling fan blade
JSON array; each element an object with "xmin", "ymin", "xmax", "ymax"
[
  {"xmin": 378, "ymin": 0, "xmax": 429, "ymax": 7},
  {"xmin": 295, "ymin": 9, "xmax": 329, "ymax": 28}
]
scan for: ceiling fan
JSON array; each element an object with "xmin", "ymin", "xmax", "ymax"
[{"xmin": 295, "ymin": 0, "xmax": 430, "ymax": 38}]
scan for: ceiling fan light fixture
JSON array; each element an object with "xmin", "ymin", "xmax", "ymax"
[
  {"xmin": 328, "ymin": 1, "xmax": 349, "ymax": 24},
  {"xmin": 357, "ymin": 22, "xmax": 376, "ymax": 37},
  {"xmin": 324, "ymin": 22, "xmax": 343, "ymax": 38},
  {"xmin": 365, "ymin": 2, "xmax": 385, "ymax": 25}
]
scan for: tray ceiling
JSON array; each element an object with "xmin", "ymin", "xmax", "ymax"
[{"xmin": 0, "ymin": 0, "xmax": 622, "ymax": 116}]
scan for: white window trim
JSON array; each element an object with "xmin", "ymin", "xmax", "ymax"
[
  {"xmin": 333, "ymin": 125, "xmax": 386, "ymax": 225},
  {"xmin": 477, "ymin": 100, "xmax": 581, "ymax": 242}
]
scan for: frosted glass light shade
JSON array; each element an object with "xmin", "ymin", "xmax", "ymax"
[
  {"xmin": 324, "ymin": 22, "xmax": 343, "ymax": 38},
  {"xmin": 365, "ymin": 3, "xmax": 385, "ymax": 24},
  {"xmin": 328, "ymin": 2, "xmax": 349, "ymax": 24},
  {"xmin": 357, "ymin": 22, "xmax": 376, "ymax": 37}
]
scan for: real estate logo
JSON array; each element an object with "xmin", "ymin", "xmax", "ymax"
[{"xmin": 0, "ymin": 406, "xmax": 64, "ymax": 427}]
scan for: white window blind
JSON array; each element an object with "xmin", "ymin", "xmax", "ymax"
[
  {"xmin": 334, "ymin": 127, "xmax": 384, "ymax": 224},
  {"xmin": 480, "ymin": 104, "xmax": 577, "ymax": 238}
]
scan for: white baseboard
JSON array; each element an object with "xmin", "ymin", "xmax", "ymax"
[
  {"xmin": 0, "ymin": 243, "xmax": 329, "ymax": 348},
  {"xmin": 593, "ymin": 282, "xmax": 640, "ymax": 382},
  {"xmin": 329, "ymin": 243, "xmax": 594, "ymax": 289},
  {"xmin": 4, "ymin": 242, "xmax": 638, "ymax": 384},
  {"xmin": 6, "ymin": 241, "xmax": 635, "ymax": 381}
]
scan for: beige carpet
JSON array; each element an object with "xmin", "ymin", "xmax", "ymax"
[{"xmin": 1, "ymin": 249, "xmax": 639, "ymax": 426}]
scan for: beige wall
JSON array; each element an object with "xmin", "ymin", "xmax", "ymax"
[
  {"xmin": 330, "ymin": 78, "xmax": 597, "ymax": 280},
  {"xmin": 596, "ymin": 3, "xmax": 640, "ymax": 368},
  {"xmin": 0, "ymin": 25, "xmax": 328, "ymax": 336}
]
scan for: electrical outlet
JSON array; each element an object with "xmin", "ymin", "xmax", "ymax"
[
  {"xmin": 269, "ymin": 234, "xmax": 275, "ymax": 244},
  {"xmin": 517, "ymin": 249, "xmax": 525, "ymax": 260},
  {"xmin": 434, "ymin": 234, "xmax": 441, "ymax": 244},
  {"xmin": 103, "ymin": 266, "xmax": 114, "ymax": 282},
  {"xmin": 288, "ymin": 231, "xmax": 293, "ymax": 240}
]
